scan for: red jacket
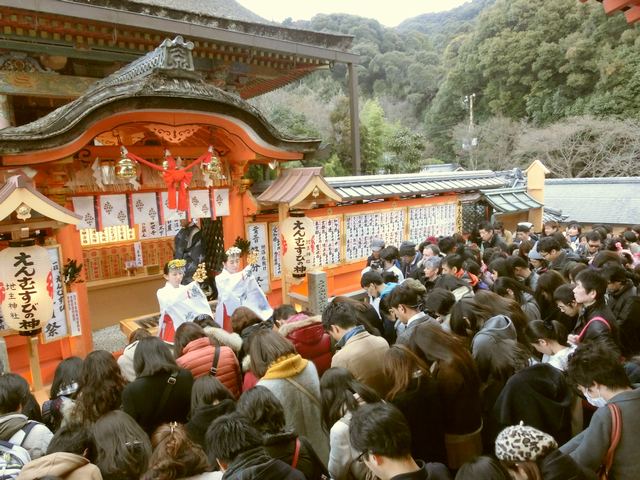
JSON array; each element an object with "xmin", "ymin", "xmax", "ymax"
[
  {"xmin": 279, "ymin": 315, "xmax": 332, "ymax": 376},
  {"xmin": 176, "ymin": 337, "xmax": 242, "ymax": 398}
]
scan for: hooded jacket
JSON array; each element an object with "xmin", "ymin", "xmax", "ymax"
[
  {"xmin": 471, "ymin": 315, "xmax": 517, "ymax": 361},
  {"xmin": 186, "ymin": 399, "xmax": 236, "ymax": 448},
  {"xmin": 176, "ymin": 337, "xmax": 242, "ymax": 398},
  {"xmin": 279, "ymin": 315, "xmax": 332, "ymax": 377},
  {"xmin": 16, "ymin": 452, "xmax": 102, "ymax": 480}
]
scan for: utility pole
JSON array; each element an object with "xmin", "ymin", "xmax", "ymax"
[{"xmin": 463, "ymin": 93, "xmax": 478, "ymax": 170}]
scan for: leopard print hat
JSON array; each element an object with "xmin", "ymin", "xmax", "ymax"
[{"xmin": 495, "ymin": 422, "xmax": 558, "ymax": 462}]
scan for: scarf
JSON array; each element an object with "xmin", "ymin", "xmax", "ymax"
[{"xmin": 262, "ymin": 354, "xmax": 308, "ymax": 380}]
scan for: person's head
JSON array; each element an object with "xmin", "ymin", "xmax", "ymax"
[
  {"xmin": 399, "ymin": 241, "xmax": 417, "ymax": 264},
  {"xmin": 537, "ymin": 237, "xmax": 561, "ymax": 262},
  {"xmin": 584, "ymin": 230, "xmax": 602, "ymax": 255},
  {"xmin": 379, "ymin": 246, "xmax": 398, "ymax": 267},
  {"xmin": 76, "ymin": 350, "xmax": 126, "ymax": 423},
  {"xmin": 601, "ymin": 264, "xmax": 630, "ymax": 294},
  {"xmin": 163, "ymin": 259, "xmax": 186, "ymax": 288},
  {"xmin": 384, "ymin": 344, "xmax": 430, "ymax": 401},
  {"xmin": 222, "ymin": 247, "xmax": 242, "ymax": 273},
  {"xmin": 573, "ymin": 269, "xmax": 607, "ymax": 307},
  {"xmin": 349, "ymin": 402, "xmax": 414, "ymax": 479},
  {"xmin": 507, "ymin": 256, "xmax": 531, "ymax": 280},
  {"xmin": 544, "ymin": 220, "xmax": 559, "ymax": 236},
  {"xmin": 370, "ymin": 238, "xmax": 385, "ymax": 259},
  {"xmin": 134, "ymin": 336, "xmax": 179, "ymax": 378},
  {"xmin": 567, "ymin": 340, "xmax": 630, "ymax": 403},
  {"xmin": 534, "ymin": 270, "xmax": 566, "ymax": 303},
  {"xmin": 478, "ymin": 221, "xmax": 495, "ymax": 243},
  {"xmin": 441, "ymin": 254, "xmax": 464, "ymax": 276},
  {"xmin": 50, "ymin": 356, "xmax": 83, "ymax": 400},
  {"xmin": 128, "ymin": 327, "xmax": 152, "ymax": 345},
  {"xmin": 525, "ymin": 320, "xmax": 568, "ymax": 355},
  {"xmin": 567, "ymin": 262, "xmax": 587, "ymax": 283},
  {"xmin": 488, "ymin": 258, "xmax": 514, "ymax": 281},
  {"xmin": 93, "ymin": 410, "xmax": 152, "ymax": 480},
  {"xmin": 438, "ymin": 236, "xmax": 457, "ymax": 255},
  {"xmin": 237, "ymin": 386, "xmax": 286, "ymax": 435},
  {"xmin": 143, "ymin": 423, "xmax": 209, "ymax": 480},
  {"xmin": 0, "ymin": 373, "xmax": 28, "ymax": 414},
  {"xmin": 248, "ymin": 329, "xmax": 296, "ymax": 377},
  {"xmin": 495, "ymin": 424, "xmax": 558, "ymax": 480},
  {"xmin": 272, "ymin": 304, "xmax": 297, "ymax": 323},
  {"xmin": 322, "ymin": 300, "xmax": 358, "ymax": 341},
  {"xmin": 205, "ymin": 412, "xmax": 263, "ymax": 471},
  {"xmin": 386, "ymin": 279, "xmax": 427, "ymax": 323},
  {"xmin": 422, "ymin": 256, "xmax": 442, "ymax": 281},
  {"xmin": 422, "ymin": 288, "xmax": 456, "ymax": 319},
  {"xmin": 492, "ymin": 277, "xmax": 529, "ymax": 304},
  {"xmin": 230, "ymin": 306, "xmax": 262, "ymax": 335},
  {"xmin": 361, "ymin": 270, "xmax": 384, "ymax": 298},
  {"xmin": 623, "ymin": 230, "xmax": 638, "ymax": 244},
  {"xmin": 320, "ymin": 367, "xmax": 380, "ymax": 431},
  {"xmin": 553, "ymin": 284, "xmax": 580, "ymax": 317},
  {"xmin": 567, "ymin": 222, "xmax": 582, "ymax": 237},
  {"xmin": 173, "ymin": 322, "xmax": 208, "ymax": 358},
  {"xmin": 331, "ymin": 296, "xmax": 382, "ymax": 336},
  {"xmin": 455, "ymin": 456, "xmax": 511, "ymax": 480},
  {"xmin": 47, "ymin": 425, "xmax": 95, "ymax": 457},
  {"xmin": 190, "ymin": 375, "xmax": 235, "ymax": 413},
  {"xmin": 422, "ymin": 243, "xmax": 440, "ymax": 259}
]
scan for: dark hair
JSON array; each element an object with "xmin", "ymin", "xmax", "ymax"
[
  {"xmin": 585, "ymin": 230, "xmax": 602, "ymax": 243},
  {"xmin": 623, "ymin": 230, "xmax": 638, "ymax": 243},
  {"xmin": 544, "ymin": 220, "xmax": 559, "ymax": 230},
  {"xmin": 423, "ymin": 288, "xmax": 456, "ymax": 317},
  {"xmin": 386, "ymin": 279, "xmax": 427, "ymax": 311},
  {"xmin": 380, "ymin": 246, "xmax": 398, "ymax": 263},
  {"xmin": 443, "ymin": 254, "xmax": 464, "ymax": 271},
  {"xmin": 507, "ymin": 255, "xmax": 529, "ymax": 271},
  {"xmin": 230, "ymin": 306, "xmax": 262, "ymax": 334},
  {"xmin": 320, "ymin": 367, "xmax": 380, "ymax": 431},
  {"xmin": 76, "ymin": 350, "xmax": 126, "ymax": 423},
  {"xmin": 450, "ymin": 291, "xmax": 528, "ymax": 339},
  {"xmin": 438, "ymin": 236, "xmax": 456, "ymax": 255},
  {"xmin": 567, "ymin": 341, "xmax": 630, "ymax": 389},
  {"xmin": 478, "ymin": 221, "xmax": 494, "ymax": 233},
  {"xmin": 134, "ymin": 337, "xmax": 179, "ymax": 378},
  {"xmin": 591, "ymin": 251, "xmax": 622, "ymax": 269},
  {"xmin": 0, "ymin": 373, "xmax": 28, "ymax": 414},
  {"xmin": 601, "ymin": 264, "xmax": 629, "ymax": 284},
  {"xmin": 534, "ymin": 270, "xmax": 566, "ymax": 306},
  {"xmin": 567, "ymin": 223, "xmax": 582, "ymax": 234},
  {"xmin": 174, "ymin": 322, "xmax": 208, "ymax": 358},
  {"xmin": 349, "ymin": 402, "xmax": 413, "ymax": 459},
  {"xmin": 575, "ymin": 269, "xmax": 607, "ymax": 302},
  {"xmin": 142, "ymin": 423, "xmax": 209, "ymax": 480},
  {"xmin": 49, "ymin": 357, "xmax": 83, "ymax": 400},
  {"xmin": 553, "ymin": 284, "xmax": 576, "ymax": 304},
  {"xmin": 455, "ymin": 456, "xmax": 511, "ymax": 480},
  {"xmin": 205, "ymin": 412, "xmax": 263, "ymax": 464},
  {"xmin": 537, "ymin": 237, "xmax": 560, "ymax": 254},
  {"xmin": 434, "ymin": 274, "xmax": 469, "ymax": 292},
  {"xmin": 322, "ymin": 301, "xmax": 358, "ymax": 331},
  {"xmin": 248, "ymin": 329, "xmax": 296, "ymax": 377},
  {"xmin": 525, "ymin": 320, "xmax": 568, "ymax": 346},
  {"xmin": 190, "ymin": 375, "xmax": 235, "ymax": 413},
  {"xmin": 332, "ymin": 296, "xmax": 382, "ymax": 336},
  {"xmin": 361, "ymin": 270, "xmax": 384, "ymax": 288},
  {"xmin": 47, "ymin": 425, "xmax": 95, "ymax": 457},
  {"xmin": 384, "ymin": 344, "xmax": 430, "ymax": 401},
  {"xmin": 381, "ymin": 270, "xmax": 399, "ymax": 283},
  {"xmin": 488, "ymin": 258, "xmax": 514, "ymax": 279},
  {"xmin": 492, "ymin": 277, "xmax": 532, "ymax": 306},
  {"xmin": 128, "ymin": 328, "xmax": 152, "ymax": 344},
  {"xmin": 237, "ymin": 386, "xmax": 286, "ymax": 434},
  {"xmin": 567, "ymin": 263, "xmax": 587, "ymax": 283},
  {"xmin": 192, "ymin": 315, "xmax": 218, "ymax": 329},
  {"xmin": 272, "ymin": 304, "xmax": 297, "ymax": 322},
  {"xmin": 93, "ymin": 410, "xmax": 152, "ymax": 479},
  {"xmin": 551, "ymin": 231, "xmax": 569, "ymax": 249}
]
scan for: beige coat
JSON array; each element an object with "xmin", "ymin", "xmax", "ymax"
[
  {"xmin": 17, "ymin": 452, "xmax": 102, "ymax": 480},
  {"xmin": 331, "ymin": 330, "xmax": 389, "ymax": 396}
]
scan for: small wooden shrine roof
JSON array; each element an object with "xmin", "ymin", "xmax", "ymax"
[
  {"xmin": 257, "ymin": 167, "xmax": 342, "ymax": 208},
  {"xmin": 580, "ymin": 0, "xmax": 640, "ymax": 24},
  {"xmin": 0, "ymin": 175, "xmax": 81, "ymax": 224}
]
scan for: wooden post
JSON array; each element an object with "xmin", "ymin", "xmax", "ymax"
[
  {"xmin": 278, "ymin": 203, "xmax": 289, "ymax": 305},
  {"xmin": 26, "ymin": 336, "xmax": 43, "ymax": 391}
]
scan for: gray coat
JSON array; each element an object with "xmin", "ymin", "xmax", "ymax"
[
  {"xmin": 560, "ymin": 388, "xmax": 640, "ymax": 480},
  {"xmin": 258, "ymin": 361, "xmax": 329, "ymax": 465}
]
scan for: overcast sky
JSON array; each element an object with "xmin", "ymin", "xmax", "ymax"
[{"xmin": 236, "ymin": 0, "xmax": 472, "ymax": 27}]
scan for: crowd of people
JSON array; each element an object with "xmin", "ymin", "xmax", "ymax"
[{"xmin": 1, "ymin": 220, "xmax": 640, "ymax": 480}]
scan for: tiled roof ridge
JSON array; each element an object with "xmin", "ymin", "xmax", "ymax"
[{"xmin": 546, "ymin": 177, "xmax": 640, "ymax": 184}]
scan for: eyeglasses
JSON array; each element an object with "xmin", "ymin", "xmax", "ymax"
[
  {"xmin": 588, "ymin": 243, "xmax": 600, "ymax": 249},
  {"xmin": 356, "ymin": 450, "xmax": 369, "ymax": 463}
]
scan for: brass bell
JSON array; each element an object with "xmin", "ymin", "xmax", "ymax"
[
  {"xmin": 202, "ymin": 154, "xmax": 224, "ymax": 180},
  {"xmin": 115, "ymin": 153, "xmax": 137, "ymax": 179}
]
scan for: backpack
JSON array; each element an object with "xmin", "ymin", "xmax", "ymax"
[
  {"xmin": 0, "ymin": 441, "xmax": 31, "ymax": 480},
  {"xmin": 0, "ymin": 421, "xmax": 38, "ymax": 480}
]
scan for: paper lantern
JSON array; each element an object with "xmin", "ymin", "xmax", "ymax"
[
  {"xmin": 281, "ymin": 213, "xmax": 316, "ymax": 279},
  {"xmin": 0, "ymin": 240, "xmax": 54, "ymax": 335}
]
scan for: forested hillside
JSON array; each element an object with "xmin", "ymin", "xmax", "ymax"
[{"xmin": 250, "ymin": 0, "xmax": 640, "ymax": 178}]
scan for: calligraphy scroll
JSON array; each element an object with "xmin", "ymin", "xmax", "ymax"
[
  {"xmin": 245, "ymin": 223, "xmax": 270, "ymax": 293},
  {"xmin": 41, "ymin": 245, "xmax": 69, "ymax": 343},
  {"xmin": 408, "ymin": 202, "xmax": 457, "ymax": 243}
]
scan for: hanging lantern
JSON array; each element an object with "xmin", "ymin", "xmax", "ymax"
[
  {"xmin": 115, "ymin": 146, "xmax": 137, "ymax": 180},
  {"xmin": 201, "ymin": 151, "xmax": 225, "ymax": 181},
  {"xmin": 0, "ymin": 239, "xmax": 54, "ymax": 336},
  {"xmin": 280, "ymin": 212, "xmax": 316, "ymax": 279}
]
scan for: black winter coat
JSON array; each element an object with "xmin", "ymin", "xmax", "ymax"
[
  {"xmin": 222, "ymin": 446, "xmax": 306, "ymax": 480},
  {"xmin": 186, "ymin": 399, "xmax": 235, "ymax": 448},
  {"xmin": 263, "ymin": 431, "xmax": 328, "ymax": 480}
]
